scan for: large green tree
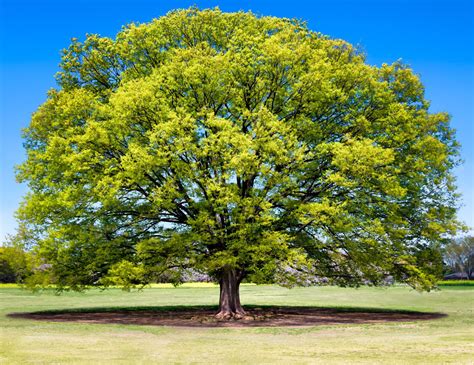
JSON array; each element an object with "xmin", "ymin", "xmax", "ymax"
[{"xmin": 17, "ymin": 8, "xmax": 460, "ymax": 318}]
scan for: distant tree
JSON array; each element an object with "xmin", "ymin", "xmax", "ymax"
[
  {"xmin": 0, "ymin": 249, "xmax": 17, "ymax": 283},
  {"xmin": 16, "ymin": 8, "xmax": 461, "ymax": 318},
  {"xmin": 444, "ymin": 236, "xmax": 474, "ymax": 279},
  {"xmin": 0, "ymin": 238, "xmax": 33, "ymax": 283}
]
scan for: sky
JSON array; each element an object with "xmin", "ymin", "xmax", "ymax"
[{"xmin": 0, "ymin": 0, "xmax": 473, "ymax": 241}]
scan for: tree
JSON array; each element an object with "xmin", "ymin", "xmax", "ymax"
[
  {"xmin": 0, "ymin": 247, "xmax": 19, "ymax": 283},
  {"xmin": 444, "ymin": 236, "xmax": 474, "ymax": 279},
  {"xmin": 17, "ymin": 8, "xmax": 461, "ymax": 318},
  {"xmin": 0, "ymin": 237, "xmax": 33, "ymax": 283}
]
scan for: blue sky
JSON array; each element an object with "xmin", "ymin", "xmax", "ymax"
[{"xmin": 0, "ymin": 0, "xmax": 473, "ymax": 240}]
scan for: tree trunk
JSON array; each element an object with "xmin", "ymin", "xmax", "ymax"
[{"xmin": 215, "ymin": 268, "xmax": 245, "ymax": 319}]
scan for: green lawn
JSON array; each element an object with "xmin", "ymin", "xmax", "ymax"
[{"xmin": 1, "ymin": 284, "xmax": 472, "ymax": 364}]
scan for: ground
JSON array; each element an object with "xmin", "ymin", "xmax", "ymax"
[
  {"xmin": 1, "ymin": 284, "xmax": 473, "ymax": 364},
  {"xmin": 9, "ymin": 305, "xmax": 445, "ymax": 328}
]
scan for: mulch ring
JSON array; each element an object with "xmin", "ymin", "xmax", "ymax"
[{"xmin": 8, "ymin": 306, "xmax": 446, "ymax": 327}]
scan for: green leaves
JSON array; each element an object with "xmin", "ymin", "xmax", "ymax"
[{"xmin": 17, "ymin": 7, "xmax": 461, "ymax": 290}]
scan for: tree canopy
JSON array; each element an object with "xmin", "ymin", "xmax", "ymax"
[
  {"xmin": 17, "ymin": 8, "xmax": 460, "ymax": 317},
  {"xmin": 444, "ymin": 236, "xmax": 474, "ymax": 279}
]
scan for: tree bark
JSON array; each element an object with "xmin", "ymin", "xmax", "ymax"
[{"xmin": 215, "ymin": 268, "xmax": 245, "ymax": 319}]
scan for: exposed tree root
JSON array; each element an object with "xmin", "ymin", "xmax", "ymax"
[{"xmin": 215, "ymin": 309, "xmax": 246, "ymax": 320}]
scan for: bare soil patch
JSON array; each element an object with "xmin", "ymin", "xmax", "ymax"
[{"xmin": 8, "ymin": 306, "xmax": 446, "ymax": 327}]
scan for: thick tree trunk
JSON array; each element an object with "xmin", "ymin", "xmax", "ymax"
[{"xmin": 215, "ymin": 268, "xmax": 246, "ymax": 319}]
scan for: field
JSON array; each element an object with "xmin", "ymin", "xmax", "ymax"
[{"xmin": 1, "ymin": 284, "xmax": 473, "ymax": 364}]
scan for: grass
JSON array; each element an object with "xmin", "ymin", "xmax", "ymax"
[
  {"xmin": 1, "ymin": 284, "xmax": 473, "ymax": 364},
  {"xmin": 437, "ymin": 280, "xmax": 474, "ymax": 287}
]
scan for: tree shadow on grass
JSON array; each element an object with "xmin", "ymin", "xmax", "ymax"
[{"xmin": 8, "ymin": 305, "xmax": 447, "ymax": 327}]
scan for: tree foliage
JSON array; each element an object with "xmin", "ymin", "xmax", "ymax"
[
  {"xmin": 0, "ymin": 235, "xmax": 34, "ymax": 284},
  {"xmin": 17, "ymin": 8, "xmax": 460, "ymax": 299},
  {"xmin": 444, "ymin": 236, "xmax": 474, "ymax": 279}
]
